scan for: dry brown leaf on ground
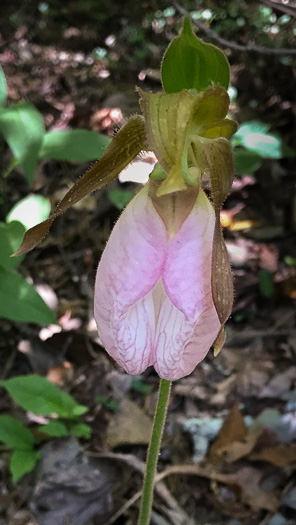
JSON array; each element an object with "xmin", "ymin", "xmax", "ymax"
[
  {"xmin": 259, "ymin": 367, "xmax": 296, "ymax": 399},
  {"xmin": 174, "ymin": 382, "xmax": 208, "ymax": 400},
  {"xmin": 211, "ymin": 373, "xmax": 238, "ymax": 405},
  {"xmin": 209, "ymin": 403, "xmax": 246, "ymax": 464},
  {"xmin": 250, "ymin": 443, "xmax": 296, "ymax": 467},
  {"xmin": 223, "ymin": 431, "xmax": 262, "ymax": 463},
  {"xmin": 218, "ymin": 345, "xmax": 247, "ymax": 371},
  {"xmin": 233, "ymin": 466, "xmax": 279, "ymax": 513},
  {"xmin": 236, "ymin": 359, "xmax": 273, "ymax": 397},
  {"xmin": 106, "ymin": 398, "xmax": 152, "ymax": 448},
  {"xmin": 206, "ymin": 493, "xmax": 252, "ymax": 520}
]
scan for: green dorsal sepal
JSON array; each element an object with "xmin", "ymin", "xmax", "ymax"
[{"xmin": 161, "ymin": 16, "xmax": 230, "ymax": 94}]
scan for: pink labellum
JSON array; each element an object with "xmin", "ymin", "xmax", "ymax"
[{"xmin": 94, "ymin": 185, "xmax": 220, "ymax": 380}]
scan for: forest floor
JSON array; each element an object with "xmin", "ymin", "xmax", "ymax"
[{"xmin": 1, "ymin": 16, "xmax": 296, "ymax": 525}]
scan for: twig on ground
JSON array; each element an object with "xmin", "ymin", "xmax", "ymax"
[{"xmin": 90, "ymin": 452, "xmax": 190, "ymax": 524}]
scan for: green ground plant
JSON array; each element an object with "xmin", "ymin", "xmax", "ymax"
[{"xmin": 0, "ymin": 374, "xmax": 91, "ymax": 483}]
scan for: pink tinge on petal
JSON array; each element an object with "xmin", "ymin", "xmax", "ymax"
[
  {"xmin": 180, "ymin": 304, "xmax": 221, "ymax": 376},
  {"xmin": 153, "ymin": 293, "xmax": 195, "ymax": 380},
  {"xmin": 94, "ymin": 186, "xmax": 167, "ymax": 374},
  {"xmin": 154, "ymin": 290, "xmax": 220, "ymax": 380},
  {"xmin": 113, "ymin": 290, "xmax": 156, "ymax": 373},
  {"xmin": 155, "ymin": 190, "xmax": 221, "ymax": 380},
  {"xmin": 163, "ymin": 190, "xmax": 216, "ymax": 321}
]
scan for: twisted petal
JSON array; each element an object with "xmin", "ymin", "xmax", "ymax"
[
  {"xmin": 155, "ymin": 190, "xmax": 220, "ymax": 380},
  {"xmin": 94, "ymin": 186, "xmax": 166, "ymax": 374}
]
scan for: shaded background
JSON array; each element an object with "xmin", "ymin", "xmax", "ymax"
[{"xmin": 1, "ymin": 1, "xmax": 296, "ymax": 524}]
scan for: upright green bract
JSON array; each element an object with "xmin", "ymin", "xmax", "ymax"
[{"xmin": 161, "ymin": 17, "xmax": 230, "ymax": 93}]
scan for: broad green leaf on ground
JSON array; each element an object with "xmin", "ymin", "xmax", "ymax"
[
  {"xmin": 161, "ymin": 16, "xmax": 229, "ymax": 93},
  {"xmin": 233, "ymin": 121, "xmax": 291, "ymax": 159},
  {"xmin": 39, "ymin": 421, "xmax": 69, "ymax": 437},
  {"xmin": 39, "ymin": 129, "xmax": 111, "ymax": 162},
  {"xmin": 0, "ymin": 221, "xmax": 26, "ymax": 270},
  {"xmin": 108, "ymin": 188, "xmax": 134, "ymax": 209},
  {"xmin": 0, "ymin": 102, "xmax": 45, "ymax": 183},
  {"xmin": 0, "ymin": 269, "xmax": 57, "ymax": 324},
  {"xmin": 0, "ymin": 375, "xmax": 88, "ymax": 419},
  {"xmin": 0, "ymin": 415, "xmax": 36, "ymax": 450},
  {"xmin": 70, "ymin": 423, "xmax": 92, "ymax": 439},
  {"xmin": 0, "ymin": 66, "xmax": 7, "ymax": 107},
  {"xmin": 10, "ymin": 449, "xmax": 41, "ymax": 483},
  {"xmin": 6, "ymin": 195, "xmax": 51, "ymax": 231},
  {"xmin": 234, "ymin": 148, "xmax": 263, "ymax": 175}
]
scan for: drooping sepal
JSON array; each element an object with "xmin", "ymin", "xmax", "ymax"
[
  {"xmin": 186, "ymin": 90, "xmax": 236, "ymax": 332},
  {"xmin": 211, "ymin": 214, "xmax": 233, "ymax": 325},
  {"xmin": 13, "ymin": 116, "xmax": 148, "ymax": 256},
  {"xmin": 193, "ymin": 135, "xmax": 235, "ymax": 326},
  {"xmin": 194, "ymin": 136, "xmax": 235, "ymax": 208},
  {"xmin": 213, "ymin": 326, "xmax": 227, "ymax": 357}
]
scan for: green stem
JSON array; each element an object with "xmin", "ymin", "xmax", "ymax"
[{"xmin": 138, "ymin": 378, "xmax": 172, "ymax": 525}]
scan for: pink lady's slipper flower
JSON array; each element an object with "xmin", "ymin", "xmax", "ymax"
[
  {"xmin": 94, "ymin": 183, "xmax": 221, "ymax": 380},
  {"xmin": 94, "ymin": 86, "xmax": 237, "ymax": 380}
]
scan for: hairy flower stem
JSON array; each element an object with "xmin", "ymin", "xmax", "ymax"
[{"xmin": 138, "ymin": 378, "xmax": 172, "ymax": 525}]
